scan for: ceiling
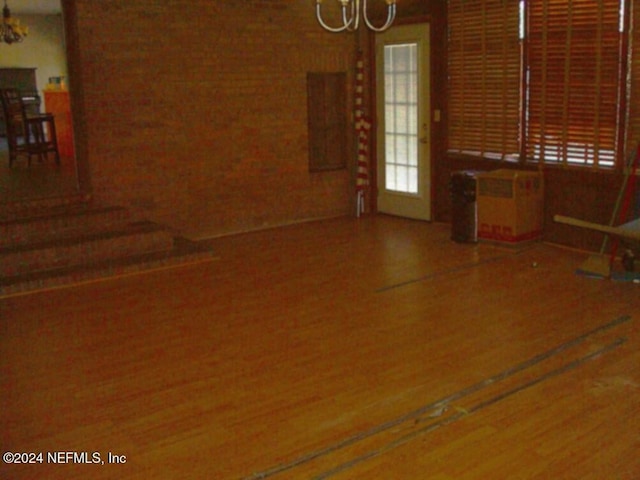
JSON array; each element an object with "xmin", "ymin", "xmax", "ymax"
[{"xmin": 8, "ymin": 0, "xmax": 62, "ymax": 15}]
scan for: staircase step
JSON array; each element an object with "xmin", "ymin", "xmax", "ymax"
[
  {"xmin": 0, "ymin": 237, "xmax": 218, "ymax": 298},
  {"xmin": 0, "ymin": 221, "xmax": 174, "ymax": 277},
  {"xmin": 0, "ymin": 205, "xmax": 130, "ymax": 247},
  {"xmin": 0, "ymin": 199, "xmax": 217, "ymax": 298},
  {"xmin": 0, "ymin": 193, "xmax": 92, "ymax": 222}
]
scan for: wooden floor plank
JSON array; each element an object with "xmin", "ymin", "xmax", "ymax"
[{"xmin": 1, "ymin": 215, "xmax": 639, "ymax": 479}]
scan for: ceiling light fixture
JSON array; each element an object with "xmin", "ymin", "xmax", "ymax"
[
  {"xmin": 1, "ymin": 0, "xmax": 28, "ymax": 45},
  {"xmin": 316, "ymin": 0, "xmax": 397, "ymax": 33}
]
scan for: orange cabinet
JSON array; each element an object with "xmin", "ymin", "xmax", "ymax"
[{"xmin": 44, "ymin": 90, "xmax": 75, "ymax": 158}]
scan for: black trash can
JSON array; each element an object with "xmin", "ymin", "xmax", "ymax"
[{"xmin": 450, "ymin": 170, "xmax": 481, "ymax": 243}]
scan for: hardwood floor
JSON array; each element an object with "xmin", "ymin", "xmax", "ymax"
[
  {"xmin": 1, "ymin": 215, "xmax": 639, "ymax": 479},
  {"xmin": 0, "ymin": 138, "xmax": 78, "ymax": 203}
]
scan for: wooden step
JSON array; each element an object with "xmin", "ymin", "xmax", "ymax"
[
  {"xmin": 0, "ymin": 221, "xmax": 174, "ymax": 277},
  {"xmin": 0, "ymin": 192, "xmax": 91, "ymax": 222},
  {"xmin": 0, "ymin": 237, "xmax": 217, "ymax": 298},
  {"xmin": 0, "ymin": 199, "xmax": 218, "ymax": 297},
  {"xmin": 0, "ymin": 205, "xmax": 130, "ymax": 247}
]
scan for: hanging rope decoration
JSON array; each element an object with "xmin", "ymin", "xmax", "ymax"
[{"xmin": 355, "ymin": 51, "xmax": 371, "ymax": 217}]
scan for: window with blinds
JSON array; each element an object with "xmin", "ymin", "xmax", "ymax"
[
  {"xmin": 447, "ymin": 0, "xmax": 522, "ymax": 161},
  {"xmin": 448, "ymin": 0, "xmax": 631, "ymax": 170},
  {"xmin": 526, "ymin": 0, "xmax": 625, "ymax": 168},
  {"xmin": 626, "ymin": 0, "xmax": 640, "ymax": 157}
]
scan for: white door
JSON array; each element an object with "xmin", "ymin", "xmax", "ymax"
[{"xmin": 376, "ymin": 23, "xmax": 431, "ymax": 220}]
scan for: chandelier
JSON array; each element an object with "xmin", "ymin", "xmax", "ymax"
[
  {"xmin": 1, "ymin": 0, "xmax": 28, "ymax": 45},
  {"xmin": 316, "ymin": 0, "xmax": 397, "ymax": 33}
]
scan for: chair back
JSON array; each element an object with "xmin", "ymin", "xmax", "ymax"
[
  {"xmin": 1, "ymin": 87, "xmax": 60, "ymax": 166},
  {"xmin": 0, "ymin": 88, "xmax": 26, "ymax": 144}
]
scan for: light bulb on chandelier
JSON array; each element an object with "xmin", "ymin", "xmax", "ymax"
[
  {"xmin": 1, "ymin": 0, "xmax": 28, "ymax": 45},
  {"xmin": 316, "ymin": 0, "xmax": 397, "ymax": 33}
]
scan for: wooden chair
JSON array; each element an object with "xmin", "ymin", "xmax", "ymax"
[{"xmin": 0, "ymin": 88, "xmax": 60, "ymax": 167}]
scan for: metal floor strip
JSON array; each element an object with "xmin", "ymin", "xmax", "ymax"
[
  {"xmin": 242, "ymin": 315, "xmax": 632, "ymax": 480},
  {"xmin": 315, "ymin": 337, "xmax": 626, "ymax": 479}
]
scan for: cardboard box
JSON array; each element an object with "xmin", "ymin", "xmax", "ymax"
[{"xmin": 477, "ymin": 169, "xmax": 543, "ymax": 244}]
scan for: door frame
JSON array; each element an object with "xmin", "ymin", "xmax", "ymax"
[{"xmin": 369, "ymin": 21, "xmax": 433, "ymax": 220}]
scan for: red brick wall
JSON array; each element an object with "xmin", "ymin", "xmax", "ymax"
[
  {"xmin": 67, "ymin": 1, "xmax": 356, "ymax": 238},
  {"xmin": 62, "ymin": 0, "xmax": 619, "ymax": 252}
]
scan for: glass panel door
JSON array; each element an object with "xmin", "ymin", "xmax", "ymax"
[
  {"xmin": 385, "ymin": 43, "xmax": 418, "ymax": 194},
  {"xmin": 376, "ymin": 23, "xmax": 431, "ymax": 220}
]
